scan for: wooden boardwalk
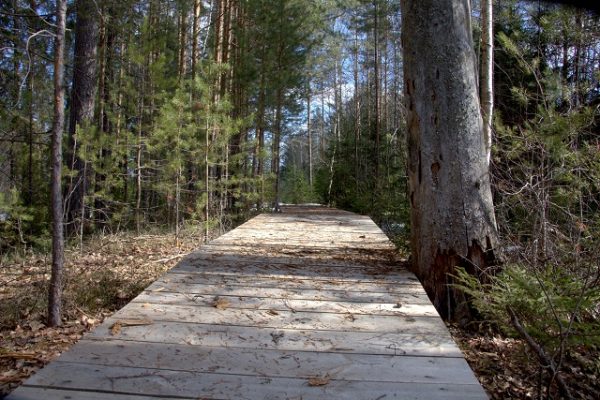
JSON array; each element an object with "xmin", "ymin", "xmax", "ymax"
[{"xmin": 7, "ymin": 206, "xmax": 487, "ymax": 399}]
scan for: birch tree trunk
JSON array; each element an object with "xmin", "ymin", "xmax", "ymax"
[
  {"xmin": 307, "ymin": 84, "xmax": 313, "ymax": 187},
  {"xmin": 481, "ymin": 0, "xmax": 494, "ymax": 165},
  {"xmin": 48, "ymin": 0, "xmax": 67, "ymax": 328},
  {"xmin": 401, "ymin": 0, "xmax": 498, "ymax": 320}
]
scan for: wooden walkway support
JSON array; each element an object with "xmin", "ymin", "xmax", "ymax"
[{"xmin": 7, "ymin": 206, "xmax": 488, "ymax": 399}]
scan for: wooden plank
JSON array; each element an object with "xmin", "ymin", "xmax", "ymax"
[
  {"xmin": 21, "ymin": 362, "xmax": 488, "ymax": 400},
  {"xmin": 181, "ymin": 248, "xmax": 400, "ymax": 267},
  {"xmin": 86, "ymin": 321, "xmax": 462, "ymax": 357},
  {"xmin": 145, "ymin": 280, "xmax": 427, "ymax": 305},
  {"xmin": 131, "ymin": 291, "xmax": 439, "ymax": 317},
  {"xmin": 175, "ymin": 254, "xmax": 404, "ymax": 272},
  {"xmin": 205, "ymin": 240, "xmax": 396, "ymax": 250},
  {"xmin": 105, "ymin": 302, "xmax": 449, "ymax": 334},
  {"xmin": 230, "ymin": 225, "xmax": 384, "ymax": 233},
  {"xmin": 213, "ymin": 232, "xmax": 391, "ymax": 241},
  {"xmin": 181, "ymin": 245, "xmax": 403, "ymax": 272},
  {"xmin": 6, "ymin": 387, "xmax": 190, "ymax": 400},
  {"xmin": 169, "ymin": 264, "xmax": 414, "ymax": 284},
  {"xmin": 154, "ymin": 272, "xmax": 425, "ymax": 294},
  {"xmin": 58, "ymin": 339, "xmax": 479, "ymax": 384}
]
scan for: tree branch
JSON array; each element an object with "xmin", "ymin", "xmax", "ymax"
[{"xmin": 508, "ymin": 307, "xmax": 573, "ymax": 400}]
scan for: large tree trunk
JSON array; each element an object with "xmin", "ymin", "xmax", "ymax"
[
  {"xmin": 65, "ymin": 0, "xmax": 99, "ymax": 234},
  {"xmin": 48, "ymin": 0, "xmax": 67, "ymax": 328},
  {"xmin": 401, "ymin": 0, "xmax": 498, "ymax": 321}
]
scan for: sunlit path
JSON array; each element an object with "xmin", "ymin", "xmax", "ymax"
[{"xmin": 7, "ymin": 205, "xmax": 487, "ymax": 399}]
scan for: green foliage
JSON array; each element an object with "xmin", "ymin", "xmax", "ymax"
[
  {"xmin": 454, "ymin": 264, "xmax": 600, "ymax": 350},
  {"xmin": 479, "ymin": 7, "xmax": 600, "ymax": 394},
  {"xmin": 0, "ymin": 188, "xmax": 37, "ymax": 251},
  {"xmin": 280, "ymin": 166, "xmax": 316, "ymax": 204}
]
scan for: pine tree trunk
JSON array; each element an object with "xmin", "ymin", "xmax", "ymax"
[
  {"xmin": 373, "ymin": 0, "xmax": 380, "ymax": 192},
  {"xmin": 191, "ymin": 0, "xmax": 201, "ymax": 79},
  {"xmin": 178, "ymin": 8, "xmax": 188, "ymax": 80},
  {"xmin": 401, "ymin": 0, "xmax": 498, "ymax": 321},
  {"xmin": 354, "ymin": 29, "xmax": 360, "ymax": 192},
  {"xmin": 273, "ymin": 87, "xmax": 283, "ymax": 211},
  {"xmin": 307, "ymin": 86, "xmax": 313, "ymax": 187},
  {"xmin": 48, "ymin": 0, "xmax": 67, "ymax": 328},
  {"xmin": 65, "ymin": 0, "xmax": 99, "ymax": 234}
]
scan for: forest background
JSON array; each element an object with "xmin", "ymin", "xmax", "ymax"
[{"xmin": 1, "ymin": 0, "xmax": 599, "ymax": 398}]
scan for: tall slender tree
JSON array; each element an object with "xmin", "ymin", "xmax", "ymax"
[
  {"xmin": 48, "ymin": 0, "xmax": 67, "ymax": 328},
  {"xmin": 481, "ymin": 0, "xmax": 494, "ymax": 165}
]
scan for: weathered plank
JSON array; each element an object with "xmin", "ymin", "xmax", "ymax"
[
  {"xmin": 24, "ymin": 363, "xmax": 487, "ymax": 400},
  {"xmin": 6, "ymin": 388, "xmax": 189, "ymax": 400},
  {"xmin": 6, "ymin": 205, "xmax": 487, "ymax": 399},
  {"xmin": 107, "ymin": 302, "xmax": 449, "ymax": 334},
  {"xmin": 170, "ymin": 261, "xmax": 421, "ymax": 287},
  {"xmin": 58, "ymin": 340, "xmax": 477, "ymax": 384},
  {"xmin": 146, "ymin": 280, "xmax": 425, "ymax": 302},
  {"xmin": 131, "ymin": 291, "xmax": 438, "ymax": 316},
  {"xmin": 87, "ymin": 321, "xmax": 462, "ymax": 357},
  {"xmin": 152, "ymin": 273, "xmax": 425, "ymax": 294},
  {"xmin": 177, "ymin": 251, "xmax": 401, "ymax": 269},
  {"xmin": 169, "ymin": 264, "xmax": 414, "ymax": 284}
]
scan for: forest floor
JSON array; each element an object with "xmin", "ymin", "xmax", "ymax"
[
  {"xmin": 0, "ymin": 229, "xmax": 204, "ymax": 397},
  {"xmin": 451, "ymin": 325, "xmax": 600, "ymax": 399},
  {"xmin": 1, "ymin": 229, "xmax": 598, "ymax": 399}
]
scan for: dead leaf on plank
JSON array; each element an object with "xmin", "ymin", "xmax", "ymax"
[
  {"xmin": 307, "ymin": 374, "xmax": 331, "ymax": 386},
  {"xmin": 267, "ymin": 309, "xmax": 280, "ymax": 316},
  {"xmin": 110, "ymin": 321, "xmax": 122, "ymax": 335},
  {"xmin": 109, "ymin": 318, "xmax": 153, "ymax": 335},
  {"xmin": 212, "ymin": 297, "xmax": 231, "ymax": 310}
]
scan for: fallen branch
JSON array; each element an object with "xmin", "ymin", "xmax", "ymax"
[
  {"xmin": 140, "ymin": 254, "xmax": 185, "ymax": 268},
  {"xmin": 0, "ymin": 352, "xmax": 38, "ymax": 360},
  {"xmin": 508, "ymin": 308, "xmax": 573, "ymax": 400}
]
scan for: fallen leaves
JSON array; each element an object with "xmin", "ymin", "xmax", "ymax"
[
  {"xmin": 110, "ymin": 322, "xmax": 122, "ymax": 336},
  {"xmin": 212, "ymin": 297, "xmax": 231, "ymax": 310},
  {"xmin": 307, "ymin": 374, "xmax": 331, "ymax": 386},
  {"xmin": 1, "ymin": 231, "xmax": 198, "ymax": 397},
  {"xmin": 449, "ymin": 325, "xmax": 600, "ymax": 400}
]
